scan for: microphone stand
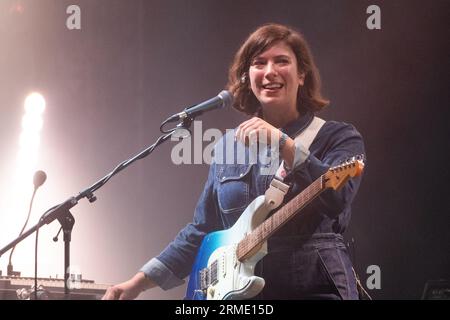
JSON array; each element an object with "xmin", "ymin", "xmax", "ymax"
[{"xmin": 0, "ymin": 116, "xmax": 194, "ymax": 299}]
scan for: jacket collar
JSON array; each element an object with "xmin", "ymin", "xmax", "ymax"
[{"xmin": 281, "ymin": 111, "xmax": 315, "ymax": 138}]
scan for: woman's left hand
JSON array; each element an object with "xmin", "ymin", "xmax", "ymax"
[
  {"xmin": 235, "ymin": 117, "xmax": 281, "ymax": 147},
  {"xmin": 235, "ymin": 117, "xmax": 295, "ymax": 168}
]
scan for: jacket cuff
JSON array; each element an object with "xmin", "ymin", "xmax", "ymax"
[
  {"xmin": 140, "ymin": 257, "xmax": 185, "ymax": 290},
  {"xmin": 286, "ymin": 139, "xmax": 310, "ymax": 171}
]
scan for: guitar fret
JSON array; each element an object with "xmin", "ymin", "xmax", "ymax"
[{"xmin": 238, "ymin": 175, "xmax": 326, "ymax": 261}]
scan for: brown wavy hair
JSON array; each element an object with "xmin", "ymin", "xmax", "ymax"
[{"xmin": 227, "ymin": 23, "xmax": 329, "ymax": 116}]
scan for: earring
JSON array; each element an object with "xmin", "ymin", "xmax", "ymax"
[{"xmin": 240, "ymin": 74, "xmax": 247, "ymax": 84}]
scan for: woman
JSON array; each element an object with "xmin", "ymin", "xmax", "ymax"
[{"xmin": 103, "ymin": 23, "xmax": 365, "ymax": 300}]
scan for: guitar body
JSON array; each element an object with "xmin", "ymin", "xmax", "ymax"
[{"xmin": 185, "ymin": 195, "xmax": 271, "ymax": 300}]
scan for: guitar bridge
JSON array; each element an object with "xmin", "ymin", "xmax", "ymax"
[
  {"xmin": 199, "ymin": 260, "xmax": 219, "ymax": 290},
  {"xmin": 199, "ymin": 268, "xmax": 209, "ymax": 290}
]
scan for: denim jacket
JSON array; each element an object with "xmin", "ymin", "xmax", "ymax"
[{"xmin": 141, "ymin": 111, "xmax": 366, "ymax": 298}]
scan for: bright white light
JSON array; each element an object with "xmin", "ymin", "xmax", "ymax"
[
  {"xmin": 24, "ymin": 92, "xmax": 46, "ymax": 115},
  {"xmin": 19, "ymin": 133, "xmax": 41, "ymax": 151},
  {"xmin": 0, "ymin": 92, "xmax": 48, "ymax": 277},
  {"xmin": 3, "ymin": 92, "xmax": 46, "ymax": 236},
  {"xmin": 16, "ymin": 92, "xmax": 45, "ymax": 186},
  {"xmin": 21, "ymin": 113, "xmax": 44, "ymax": 132}
]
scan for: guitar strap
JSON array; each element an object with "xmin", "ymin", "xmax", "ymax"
[{"xmin": 264, "ymin": 116, "xmax": 326, "ymax": 210}]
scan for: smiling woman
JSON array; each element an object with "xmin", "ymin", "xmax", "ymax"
[
  {"xmin": 248, "ymin": 42, "xmax": 304, "ymax": 129},
  {"xmin": 103, "ymin": 23, "xmax": 366, "ymax": 300},
  {"xmin": 228, "ymin": 23, "xmax": 329, "ymax": 118}
]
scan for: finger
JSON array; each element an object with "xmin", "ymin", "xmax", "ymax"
[
  {"xmin": 101, "ymin": 289, "xmax": 111, "ymax": 300},
  {"xmin": 235, "ymin": 117, "xmax": 259, "ymax": 141},
  {"xmin": 247, "ymin": 129, "xmax": 258, "ymax": 146},
  {"xmin": 102, "ymin": 290, "xmax": 111, "ymax": 300},
  {"xmin": 247, "ymin": 125, "xmax": 278, "ymax": 146},
  {"xmin": 240, "ymin": 117, "xmax": 260, "ymax": 134},
  {"xmin": 103, "ymin": 287, "xmax": 118, "ymax": 300},
  {"xmin": 101, "ymin": 287, "xmax": 110, "ymax": 300},
  {"xmin": 237, "ymin": 123, "xmax": 254, "ymax": 144},
  {"xmin": 241, "ymin": 124, "xmax": 261, "ymax": 146}
]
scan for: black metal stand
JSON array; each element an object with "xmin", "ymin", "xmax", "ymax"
[
  {"xmin": 0, "ymin": 116, "xmax": 194, "ymax": 299},
  {"xmin": 56, "ymin": 208, "xmax": 75, "ymax": 296}
]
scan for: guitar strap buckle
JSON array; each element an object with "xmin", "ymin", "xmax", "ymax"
[
  {"xmin": 264, "ymin": 116, "xmax": 326, "ymax": 211},
  {"xmin": 264, "ymin": 178, "xmax": 290, "ymax": 210}
]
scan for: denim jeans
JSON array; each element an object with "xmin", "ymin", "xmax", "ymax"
[{"xmin": 255, "ymin": 233, "xmax": 359, "ymax": 300}]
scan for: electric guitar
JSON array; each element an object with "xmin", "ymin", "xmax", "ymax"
[{"xmin": 185, "ymin": 157, "xmax": 364, "ymax": 300}]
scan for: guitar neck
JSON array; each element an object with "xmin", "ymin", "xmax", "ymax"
[{"xmin": 236, "ymin": 175, "xmax": 325, "ymax": 261}]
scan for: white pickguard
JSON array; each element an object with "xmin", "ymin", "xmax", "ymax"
[{"xmin": 204, "ymin": 195, "xmax": 273, "ymax": 300}]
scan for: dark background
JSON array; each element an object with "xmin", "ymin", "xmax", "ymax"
[{"xmin": 0, "ymin": 0, "xmax": 448, "ymax": 299}]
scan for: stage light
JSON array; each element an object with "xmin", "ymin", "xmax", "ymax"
[
  {"xmin": 14, "ymin": 93, "xmax": 46, "ymax": 184},
  {"xmin": 0, "ymin": 92, "xmax": 48, "ymax": 277},
  {"xmin": 21, "ymin": 114, "xmax": 44, "ymax": 133},
  {"xmin": 24, "ymin": 92, "xmax": 46, "ymax": 115},
  {"xmin": 9, "ymin": 4, "xmax": 25, "ymax": 15},
  {"xmin": 0, "ymin": 92, "xmax": 46, "ymax": 237}
]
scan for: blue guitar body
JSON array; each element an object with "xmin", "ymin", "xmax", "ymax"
[{"xmin": 185, "ymin": 195, "xmax": 270, "ymax": 300}]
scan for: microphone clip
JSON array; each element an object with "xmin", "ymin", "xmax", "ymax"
[
  {"xmin": 160, "ymin": 111, "xmax": 194, "ymax": 135},
  {"xmin": 85, "ymin": 191, "xmax": 97, "ymax": 203}
]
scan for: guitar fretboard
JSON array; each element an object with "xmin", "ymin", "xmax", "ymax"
[{"xmin": 236, "ymin": 175, "xmax": 324, "ymax": 261}]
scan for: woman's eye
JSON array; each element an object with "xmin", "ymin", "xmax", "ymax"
[
  {"xmin": 277, "ymin": 58, "xmax": 289, "ymax": 65},
  {"xmin": 252, "ymin": 60, "xmax": 265, "ymax": 66}
]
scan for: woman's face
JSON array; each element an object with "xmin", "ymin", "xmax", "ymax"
[{"xmin": 248, "ymin": 41, "xmax": 304, "ymax": 114}]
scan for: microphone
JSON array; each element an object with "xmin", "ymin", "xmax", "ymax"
[
  {"xmin": 33, "ymin": 170, "xmax": 47, "ymax": 189},
  {"xmin": 166, "ymin": 90, "xmax": 233, "ymax": 122},
  {"xmin": 7, "ymin": 170, "xmax": 47, "ymax": 276}
]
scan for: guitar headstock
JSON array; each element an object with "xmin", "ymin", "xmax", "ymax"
[{"xmin": 324, "ymin": 156, "xmax": 365, "ymax": 190}]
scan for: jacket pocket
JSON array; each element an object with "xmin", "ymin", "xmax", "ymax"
[{"xmin": 217, "ymin": 164, "xmax": 252, "ymax": 215}]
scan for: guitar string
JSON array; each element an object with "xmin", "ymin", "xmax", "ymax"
[{"xmin": 237, "ymin": 176, "xmax": 324, "ymax": 259}]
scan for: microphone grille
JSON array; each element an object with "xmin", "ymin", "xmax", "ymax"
[
  {"xmin": 33, "ymin": 170, "xmax": 47, "ymax": 188},
  {"xmin": 218, "ymin": 90, "xmax": 234, "ymax": 109}
]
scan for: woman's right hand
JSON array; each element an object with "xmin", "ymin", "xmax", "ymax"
[{"xmin": 102, "ymin": 272, "xmax": 156, "ymax": 300}]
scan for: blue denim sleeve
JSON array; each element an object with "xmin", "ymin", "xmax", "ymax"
[
  {"xmin": 140, "ymin": 162, "xmax": 221, "ymax": 289},
  {"xmin": 139, "ymin": 257, "xmax": 185, "ymax": 290},
  {"xmin": 289, "ymin": 122, "xmax": 366, "ymax": 218}
]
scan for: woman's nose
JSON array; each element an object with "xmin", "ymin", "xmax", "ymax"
[{"xmin": 264, "ymin": 62, "xmax": 278, "ymax": 79}]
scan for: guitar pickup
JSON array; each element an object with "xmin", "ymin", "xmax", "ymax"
[{"xmin": 210, "ymin": 260, "xmax": 218, "ymax": 285}]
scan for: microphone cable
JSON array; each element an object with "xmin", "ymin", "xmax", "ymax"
[
  {"xmin": 7, "ymin": 187, "xmax": 39, "ymax": 277},
  {"xmin": 7, "ymin": 170, "xmax": 47, "ymax": 300}
]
